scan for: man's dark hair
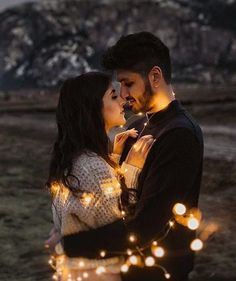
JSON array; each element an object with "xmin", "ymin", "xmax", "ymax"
[{"xmin": 102, "ymin": 31, "xmax": 172, "ymax": 84}]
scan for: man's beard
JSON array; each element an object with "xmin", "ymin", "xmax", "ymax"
[{"xmin": 134, "ymin": 80, "xmax": 154, "ymax": 113}]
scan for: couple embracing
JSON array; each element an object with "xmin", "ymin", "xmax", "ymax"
[{"xmin": 45, "ymin": 32, "xmax": 204, "ymax": 281}]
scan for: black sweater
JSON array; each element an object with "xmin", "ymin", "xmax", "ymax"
[{"xmin": 63, "ymin": 100, "xmax": 204, "ymax": 281}]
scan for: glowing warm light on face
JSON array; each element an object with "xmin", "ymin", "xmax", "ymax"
[
  {"xmin": 190, "ymin": 239, "xmax": 203, "ymax": 251},
  {"xmin": 121, "ymin": 264, "xmax": 129, "ymax": 273},
  {"xmin": 173, "ymin": 203, "xmax": 186, "ymax": 216},
  {"xmin": 187, "ymin": 217, "xmax": 200, "ymax": 230},
  {"xmin": 152, "ymin": 246, "xmax": 165, "ymax": 258},
  {"xmin": 145, "ymin": 256, "xmax": 155, "ymax": 267}
]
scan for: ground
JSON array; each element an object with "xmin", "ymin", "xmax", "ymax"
[{"xmin": 0, "ymin": 86, "xmax": 235, "ymax": 281}]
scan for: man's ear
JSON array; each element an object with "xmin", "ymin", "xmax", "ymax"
[{"xmin": 148, "ymin": 66, "xmax": 163, "ymax": 90}]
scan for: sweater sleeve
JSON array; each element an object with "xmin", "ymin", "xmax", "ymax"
[{"xmin": 63, "ymin": 128, "xmax": 202, "ymax": 257}]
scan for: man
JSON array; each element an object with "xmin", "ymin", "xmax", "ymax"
[{"xmin": 63, "ymin": 32, "xmax": 204, "ymax": 281}]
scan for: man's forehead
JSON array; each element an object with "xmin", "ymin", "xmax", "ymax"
[{"xmin": 115, "ymin": 70, "xmax": 138, "ymax": 82}]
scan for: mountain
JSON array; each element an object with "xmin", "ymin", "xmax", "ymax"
[{"xmin": 0, "ymin": 0, "xmax": 236, "ymax": 89}]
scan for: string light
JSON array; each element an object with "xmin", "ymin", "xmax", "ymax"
[
  {"xmin": 152, "ymin": 246, "xmax": 165, "ymax": 258},
  {"xmin": 96, "ymin": 266, "xmax": 106, "ymax": 275},
  {"xmin": 80, "ymin": 192, "xmax": 94, "ymax": 207},
  {"xmin": 121, "ymin": 264, "xmax": 129, "ymax": 273},
  {"xmin": 129, "ymin": 255, "xmax": 139, "ymax": 265},
  {"xmin": 137, "ymin": 112, "xmax": 143, "ymax": 116},
  {"xmin": 172, "ymin": 203, "xmax": 186, "ymax": 216},
  {"xmin": 187, "ymin": 217, "xmax": 200, "ymax": 230},
  {"xmin": 128, "ymin": 233, "xmax": 137, "ymax": 243},
  {"xmin": 49, "ymin": 203, "xmax": 207, "ymax": 281},
  {"xmin": 127, "ymin": 249, "xmax": 133, "ymax": 255},
  {"xmin": 165, "ymin": 273, "xmax": 171, "ymax": 279},
  {"xmin": 145, "ymin": 256, "xmax": 155, "ymax": 267},
  {"xmin": 78, "ymin": 261, "xmax": 85, "ymax": 268},
  {"xmin": 82, "ymin": 272, "xmax": 89, "ymax": 279},
  {"xmin": 100, "ymin": 250, "xmax": 106, "ymax": 257},
  {"xmin": 190, "ymin": 239, "xmax": 203, "ymax": 251}
]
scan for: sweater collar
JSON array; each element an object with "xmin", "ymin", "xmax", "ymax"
[{"xmin": 146, "ymin": 100, "xmax": 183, "ymax": 126}]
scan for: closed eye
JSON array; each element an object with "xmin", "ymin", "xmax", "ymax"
[{"xmin": 125, "ymin": 82, "xmax": 134, "ymax": 87}]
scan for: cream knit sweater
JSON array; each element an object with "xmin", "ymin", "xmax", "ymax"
[{"xmin": 51, "ymin": 151, "xmax": 141, "ymax": 278}]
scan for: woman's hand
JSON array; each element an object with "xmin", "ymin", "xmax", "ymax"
[
  {"xmin": 44, "ymin": 226, "xmax": 61, "ymax": 252},
  {"xmin": 113, "ymin": 128, "xmax": 138, "ymax": 155},
  {"xmin": 125, "ymin": 135, "xmax": 155, "ymax": 169}
]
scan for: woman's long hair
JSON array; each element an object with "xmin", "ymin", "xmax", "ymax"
[{"xmin": 46, "ymin": 71, "xmax": 131, "ymax": 209}]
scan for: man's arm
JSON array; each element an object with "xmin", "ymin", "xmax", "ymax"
[{"xmin": 63, "ymin": 128, "xmax": 203, "ymax": 258}]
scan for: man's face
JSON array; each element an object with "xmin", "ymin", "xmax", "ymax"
[{"xmin": 116, "ymin": 70, "xmax": 153, "ymax": 114}]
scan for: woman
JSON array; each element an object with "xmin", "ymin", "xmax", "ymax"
[{"xmin": 46, "ymin": 72, "xmax": 154, "ymax": 281}]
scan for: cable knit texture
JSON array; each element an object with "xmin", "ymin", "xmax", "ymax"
[{"xmin": 51, "ymin": 151, "xmax": 141, "ymax": 279}]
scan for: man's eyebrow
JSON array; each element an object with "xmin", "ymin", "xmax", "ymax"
[{"xmin": 119, "ymin": 78, "xmax": 129, "ymax": 82}]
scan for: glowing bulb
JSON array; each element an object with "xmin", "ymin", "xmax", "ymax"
[
  {"xmin": 138, "ymin": 112, "xmax": 143, "ymax": 116},
  {"xmin": 152, "ymin": 241, "xmax": 158, "ymax": 246},
  {"xmin": 120, "ymin": 125, "xmax": 124, "ymax": 128},
  {"xmin": 83, "ymin": 272, "xmax": 89, "ymax": 278},
  {"xmin": 169, "ymin": 220, "xmax": 175, "ymax": 227},
  {"xmin": 187, "ymin": 217, "xmax": 200, "ymax": 230},
  {"xmin": 145, "ymin": 256, "xmax": 155, "ymax": 267},
  {"xmin": 104, "ymin": 186, "xmax": 114, "ymax": 195},
  {"xmin": 81, "ymin": 193, "xmax": 94, "ymax": 207},
  {"xmin": 77, "ymin": 277, "xmax": 82, "ymax": 281},
  {"xmin": 190, "ymin": 239, "xmax": 203, "ymax": 251},
  {"xmin": 96, "ymin": 266, "xmax": 106, "ymax": 275},
  {"xmin": 165, "ymin": 273, "xmax": 171, "ymax": 279},
  {"xmin": 48, "ymin": 259, "xmax": 53, "ymax": 265},
  {"xmin": 127, "ymin": 249, "xmax": 132, "ymax": 255},
  {"xmin": 128, "ymin": 233, "xmax": 137, "ymax": 243},
  {"xmin": 52, "ymin": 274, "xmax": 58, "ymax": 280},
  {"xmin": 100, "ymin": 250, "xmax": 106, "ymax": 257},
  {"xmin": 144, "ymin": 122, "xmax": 147, "ymax": 126},
  {"xmin": 173, "ymin": 203, "xmax": 186, "ymax": 215},
  {"xmin": 78, "ymin": 261, "xmax": 85, "ymax": 268},
  {"xmin": 129, "ymin": 255, "xmax": 138, "ymax": 265},
  {"xmin": 121, "ymin": 210, "xmax": 126, "ymax": 216},
  {"xmin": 121, "ymin": 264, "xmax": 129, "ymax": 273},
  {"xmin": 152, "ymin": 246, "xmax": 165, "ymax": 258}
]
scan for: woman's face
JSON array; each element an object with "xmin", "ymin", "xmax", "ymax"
[{"xmin": 103, "ymin": 82, "xmax": 126, "ymax": 132}]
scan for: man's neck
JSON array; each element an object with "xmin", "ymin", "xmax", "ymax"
[{"xmin": 147, "ymin": 85, "xmax": 175, "ymax": 114}]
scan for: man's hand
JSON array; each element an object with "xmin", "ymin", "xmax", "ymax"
[{"xmin": 113, "ymin": 128, "xmax": 138, "ymax": 155}]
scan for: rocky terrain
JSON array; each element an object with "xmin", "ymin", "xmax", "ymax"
[
  {"xmin": 0, "ymin": 86, "xmax": 236, "ymax": 281},
  {"xmin": 0, "ymin": 0, "xmax": 236, "ymax": 89}
]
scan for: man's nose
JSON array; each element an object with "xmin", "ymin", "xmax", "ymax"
[
  {"xmin": 120, "ymin": 87, "xmax": 129, "ymax": 100},
  {"xmin": 118, "ymin": 95, "xmax": 126, "ymax": 106}
]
